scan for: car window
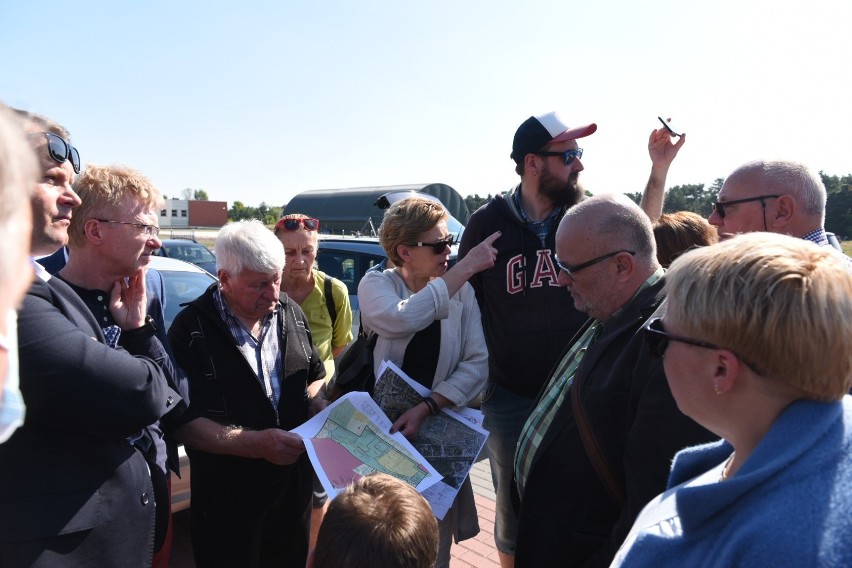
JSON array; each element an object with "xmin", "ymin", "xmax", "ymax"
[
  {"xmin": 160, "ymin": 270, "xmax": 216, "ymax": 331},
  {"xmin": 316, "ymin": 249, "xmax": 384, "ymax": 295}
]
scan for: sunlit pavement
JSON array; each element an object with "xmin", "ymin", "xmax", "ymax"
[{"xmin": 168, "ymin": 458, "xmax": 500, "ymax": 568}]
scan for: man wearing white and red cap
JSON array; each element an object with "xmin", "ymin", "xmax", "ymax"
[
  {"xmin": 458, "ymin": 112, "xmax": 596, "ymax": 567},
  {"xmin": 458, "ymin": 112, "xmax": 683, "ymax": 567}
]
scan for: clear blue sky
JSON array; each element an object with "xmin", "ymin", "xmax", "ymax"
[{"xmin": 3, "ymin": 0, "xmax": 850, "ymax": 208}]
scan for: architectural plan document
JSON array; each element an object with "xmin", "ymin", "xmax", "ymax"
[
  {"xmin": 373, "ymin": 360, "xmax": 490, "ymax": 520},
  {"xmin": 290, "ymin": 392, "xmax": 442, "ymax": 500}
]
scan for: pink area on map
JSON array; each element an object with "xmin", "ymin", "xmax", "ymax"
[{"xmin": 313, "ymin": 438, "xmax": 364, "ymax": 488}]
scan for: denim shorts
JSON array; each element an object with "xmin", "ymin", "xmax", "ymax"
[{"xmin": 481, "ymin": 382, "xmax": 536, "ymax": 555}]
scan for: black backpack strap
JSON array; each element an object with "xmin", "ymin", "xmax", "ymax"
[
  {"xmin": 187, "ymin": 313, "xmax": 228, "ymax": 417},
  {"xmin": 324, "ymin": 275, "xmax": 337, "ymax": 326}
]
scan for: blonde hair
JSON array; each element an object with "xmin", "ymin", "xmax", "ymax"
[
  {"xmin": 665, "ymin": 232, "xmax": 852, "ymax": 400},
  {"xmin": 69, "ymin": 164, "xmax": 164, "ymax": 247},
  {"xmin": 378, "ymin": 196, "xmax": 448, "ymax": 265}
]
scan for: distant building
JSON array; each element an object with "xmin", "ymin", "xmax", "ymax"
[
  {"xmin": 159, "ymin": 199, "xmax": 228, "ymax": 228},
  {"xmin": 283, "ymin": 183, "xmax": 469, "ymax": 235}
]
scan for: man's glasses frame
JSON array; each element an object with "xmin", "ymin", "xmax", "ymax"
[
  {"xmin": 275, "ymin": 217, "xmax": 320, "ymax": 232},
  {"xmin": 535, "ymin": 148, "xmax": 583, "ymax": 166},
  {"xmin": 96, "ymin": 219, "xmax": 161, "ymax": 237},
  {"xmin": 29, "ymin": 132, "xmax": 81, "ymax": 174},
  {"xmin": 712, "ymin": 194, "xmax": 780, "ymax": 219},
  {"xmin": 555, "ymin": 249, "xmax": 634, "ymax": 281},
  {"xmin": 643, "ymin": 317, "xmax": 721, "ymax": 359},
  {"xmin": 405, "ymin": 236, "xmax": 455, "ymax": 254}
]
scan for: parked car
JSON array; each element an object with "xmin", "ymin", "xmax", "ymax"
[
  {"xmin": 153, "ymin": 238, "xmax": 217, "ymax": 276},
  {"xmin": 149, "ymin": 255, "xmax": 218, "ymax": 331},
  {"xmin": 148, "ymin": 256, "xmax": 217, "ymax": 512}
]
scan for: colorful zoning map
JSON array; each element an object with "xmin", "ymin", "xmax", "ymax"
[
  {"xmin": 312, "ymin": 398, "xmax": 432, "ymax": 489},
  {"xmin": 290, "ymin": 392, "xmax": 441, "ymax": 499}
]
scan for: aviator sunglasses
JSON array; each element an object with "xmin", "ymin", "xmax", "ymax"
[
  {"xmin": 275, "ymin": 217, "xmax": 320, "ymax": 232},
  {"xmin": 406, "ymin": 236, "xmax": 455, "ymax": 254},
  {"xmin": 535, "ymin": 148, "xmax": 583, "ymax": 166},
  {"xmin": 29, "ymin": 132, "xmax": 81, "ymax": 173}
]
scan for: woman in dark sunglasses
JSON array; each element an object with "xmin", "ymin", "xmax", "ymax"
[
  {"xmin": 357, "ymin": 196, "xmax": 500, "ymax": 567},
  {"xmin": 613, "ymin": 233, "xmax": 852, "ymax": 567}
]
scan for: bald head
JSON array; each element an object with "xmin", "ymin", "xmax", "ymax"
[
  {"xmin": 559, "ymin": 194, "xmax": 657, "ymax": 266},
  {"xmin": 555, "ymin": 194, "xmax": 659, "ymax": 321}
]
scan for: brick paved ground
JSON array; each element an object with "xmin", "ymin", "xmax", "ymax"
[{"xmin": 168, "ymin": 458, "xmax": 500, "ymax": 568}]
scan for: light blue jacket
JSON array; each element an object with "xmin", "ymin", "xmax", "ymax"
[{"xmin": 617, "ymin": 396, "xmax": 852, "ymax": 567}]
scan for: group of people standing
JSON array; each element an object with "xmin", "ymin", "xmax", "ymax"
[{"xmin": 0, "ymin": 101, "xmax": 850, "ymax": 568}]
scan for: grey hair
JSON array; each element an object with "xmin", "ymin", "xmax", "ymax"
[
  {"xmin": 731, "ymin": 160, "xmax": 826, "ymax": 224},
  {"xmin": 215, "ymin": 220, "xmax": 285, "ymax": 276}
]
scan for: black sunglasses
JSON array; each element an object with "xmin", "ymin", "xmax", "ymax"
[
  {"xmin": 555, "ymin": 250, "xmax": 634, "ymax": 281},
  {"xmin": 29, "ymin": 132, "xmax": 81, "ymax": 174},
  {"xmin": 643, "ymin": 317, "xmax": 722, "ymax": 358},
  {"xmin": 275, "ymin": 217, "xmax": 320, "ymax": 232},
  {"xmin": 535, "ymin": 148, "xmax": 583, "ymax": 166},
  {"xmin": 712, "ymin": 195, "xmax": 779, "ymax": 219},
  {"xmin": 406, "ymin": 236, "xmax": 455, "ymax": 254}
]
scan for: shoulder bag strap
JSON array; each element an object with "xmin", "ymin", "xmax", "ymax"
[
  {"xmin": 323, "ymin": 275, "xmax": 337, "ymax": 326},
  {"xmin": 571, "ymin": 370, "xmax": 627, "ymax": 507}
]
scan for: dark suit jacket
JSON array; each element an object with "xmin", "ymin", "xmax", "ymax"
[
  {"xmin": 0, "ymin": 275, "xmax": 179, "ymax": 568},
  {"xmin": 39, "ymin": 247, "xmax": 191, "ymax": 475},
  {"xmin": 514, "ymin": 278, "xmax": 716, "ymax": 568}
]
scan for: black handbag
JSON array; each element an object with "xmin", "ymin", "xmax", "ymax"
[{"xmin": 328, "ymin": 330, "xmax": 378, "ymax": 401}]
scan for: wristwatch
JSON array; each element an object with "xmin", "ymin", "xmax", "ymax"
[{"xmin": 121, "ymin": 315, "xmax": 158, "ymax": 340}]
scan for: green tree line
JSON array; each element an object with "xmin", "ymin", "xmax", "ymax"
[{"xmin": 228, "ymin": 201, "xmax": 283, "ymax": 225}]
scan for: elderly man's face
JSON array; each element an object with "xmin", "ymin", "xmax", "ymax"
[
  {"xmin": 555, "ymin": 222, "xmax": 622, "ymax": 321},
  {"xmin": 707, "ymin": 173, "xmax": 779, "ymax": 240},
  {"xmin": 219, "ymin": 269, "xmax": 281, "ymax": 322},
  {"xmin": 28, "ymin": 134, "xmax": 81, "ymax": 256}
]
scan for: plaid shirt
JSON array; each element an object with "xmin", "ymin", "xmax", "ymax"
[
  {"xmin": 214, "ymin": 288, "xmax": 284, "ymax": 409},
  {"xmin": 514, "ymin": 321, "xmax": 600, "ymax": 496},
  {"xmin": 514, "ymin": 268, "xmax": 665, "ymax": 497},
  {"xmin": 801, "ymin": 228, "xmax": 831, "ymax": 246}
]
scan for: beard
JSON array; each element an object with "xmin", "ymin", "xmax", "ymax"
[{"xmin": 539, "ymin": 166, "xmax": 583, "ymax": 209}]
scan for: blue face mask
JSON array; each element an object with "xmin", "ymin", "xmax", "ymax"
[{"xmin": 0, "ymin": 309, "xmax": 25, "ymax": 444}]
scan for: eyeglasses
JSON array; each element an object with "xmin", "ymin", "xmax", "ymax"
[
  {"xmin": 643, "ymin": 317, "xmax": 722, "ymax": 359},
  {"xmin": 535, "ymin": 148, "xmax": 583, "ymax": 166},
  {"xmin": 712, "ymin": 194, "xmax": 779, "ymax": 219},
  {"xmin": 29, "ymin": 132, "xmax": 81, "ymax": 174},
  {"xmin": 405, "ymin": 236, "xmax": 455, "ymax": 254},
  {"xmin": 275, "ymin": 217, "xmax": 320, "ymax": 232},
  {"xmin": 554, "ymin": 249, "xmax": 634, "ymax": 280},
  {"xmin": 96, "ymin": 219, "xmax": 161, "ymax": 237}
]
